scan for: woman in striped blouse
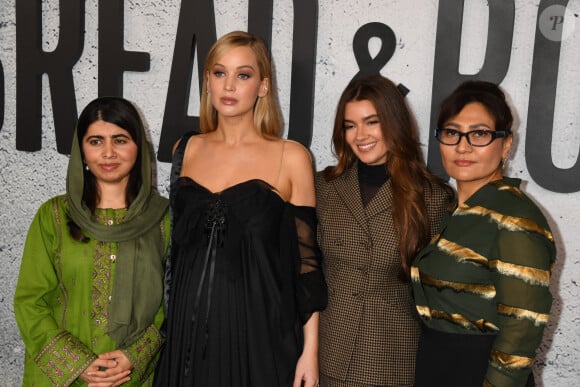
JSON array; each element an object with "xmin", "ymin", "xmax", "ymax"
[{"xmin": 411, "ymin": 80, "xmax": 556, "ymax": 387}]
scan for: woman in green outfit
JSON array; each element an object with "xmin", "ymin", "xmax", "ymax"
[
  {"xmin": 411, "ymin": 81, "xmax": 556, "ymax": 387},
  {"xmin": 14, "ymin": 97, "xmax": 170, "ymax": 386}
]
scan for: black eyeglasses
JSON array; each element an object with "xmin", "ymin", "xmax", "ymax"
[{"xmin": 435, "ymin": 128, "xmax": 509, "ymax": 147}]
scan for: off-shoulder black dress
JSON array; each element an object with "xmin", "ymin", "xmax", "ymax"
[{"xmin": 154, "ymin": 133, "xmax": 327, "ymax": 386}]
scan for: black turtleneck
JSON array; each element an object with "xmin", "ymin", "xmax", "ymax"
[{"xmin": 357, "ymin": 161, "xmax": 389, "ymax": 207}]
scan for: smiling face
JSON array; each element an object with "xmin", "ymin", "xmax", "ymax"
[
  {"xmin": 207, "ymin": 45, "xmax": 268, "ymax": 123},
  {"xmin": 82, "ymin": 120, "xmax": 138, "ymax": 191},
  {"xmin": 440, "ymin": 102, "xmax": 512, "ymax": 201},
  {"xmin": 343, "ymin": 99, "xmax": 389, "ymax": 166}
]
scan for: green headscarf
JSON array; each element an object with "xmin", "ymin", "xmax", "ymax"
[{"xmin": 66, "ymin": 118, "xmax": 168, "ymax": 347}]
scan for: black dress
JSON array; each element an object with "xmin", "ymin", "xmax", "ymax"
[{"xmin": 154, "ymin": 134, "xmax": 327, "ymax": 387}]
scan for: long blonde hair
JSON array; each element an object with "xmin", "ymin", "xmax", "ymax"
[{"xmin": 199, "ymin": 31, "xmax": 282, "ymax": 139}]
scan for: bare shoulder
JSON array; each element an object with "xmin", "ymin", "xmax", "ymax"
[
  {"xmin": 281, "ymin": 139, "xmax": 313, "ymax": 166},
  {"xmin": 279, "ymin": 139, "xmax": 315, "ymax": 206}
]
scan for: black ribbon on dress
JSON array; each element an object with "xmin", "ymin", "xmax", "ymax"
[{"xmin": 184, "ymin": 198, "xmax": 227, "ymax": 375}]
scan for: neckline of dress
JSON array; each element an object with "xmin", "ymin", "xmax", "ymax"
[{"xmin": 178, "ymin": 176, "xmax": 286, "ymax": 203}]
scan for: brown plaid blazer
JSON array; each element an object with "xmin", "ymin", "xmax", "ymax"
[{"xmin": 315, "ymin": 164, "xmax": 450, "ymax": 386}]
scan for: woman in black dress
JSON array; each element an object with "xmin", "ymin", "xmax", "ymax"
[{"xmin": 154, "ymin": 31, "xmax": 327, "ymax": 387}]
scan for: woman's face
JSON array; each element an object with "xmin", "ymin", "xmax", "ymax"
[
  {"xmin": 207, "ymin": 45, "xmax": 268, "ymax": 122},
  {"xmin": 440, "ymin": 102, "xmax": 512, "ymax": 199},
  {"xmin": 82, "ymin": 120, "xmax": 138, "ymax": 189},
  {"xmin": 344, "ymin": 99, "xmax": 389, "ymax": 166}
]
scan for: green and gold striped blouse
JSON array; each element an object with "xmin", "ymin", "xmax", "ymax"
[{"xmin": 411, "ymin": 177, "xmax": 556, "ymax": 387}]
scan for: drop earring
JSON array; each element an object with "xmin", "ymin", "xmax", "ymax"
[{"xmin": 85, "ymin": 164, "xmax": 89, "ymax": 171}]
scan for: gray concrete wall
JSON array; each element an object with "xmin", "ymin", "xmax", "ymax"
[{"xmin": 1, "ymin": 1, "xmax": 578, "ymax": 385}]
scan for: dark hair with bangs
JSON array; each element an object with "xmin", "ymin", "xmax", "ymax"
[{"xmin": 438, "ymin": 80, "xmax": 513, "ymax": 133}]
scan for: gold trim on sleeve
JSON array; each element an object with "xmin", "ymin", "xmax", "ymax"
[
  {"xmin": 489, "ymin": 260, "xmax": 551, "ymax": 287},
  {"xmin": 438, "ymin": 239, "xmax": 488, "ymax": 266},
  {"xmin": 490, "ymin": 348, "xmax": 534, "ymax": 370},
  {"xmin": 497, "ymin": 304, "xmax": 549, "ymax": 327},
  {"xmin": 455, "ymin": 204, "xmax": 553, "ymax": 242},
  {"xmin": 420, "ymin": 272, "xmax": 496, "ymax": 299}
]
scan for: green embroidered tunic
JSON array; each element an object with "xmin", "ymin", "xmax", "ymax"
[
  {"xmin": 14, "ymin": 196, "xmax": 170, "ymax": 386},
  {"xmin": 411, "ymin": 177, "xmax": 555, "ymax": 386}
]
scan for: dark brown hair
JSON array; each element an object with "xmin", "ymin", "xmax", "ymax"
[
  {"xmin": 324, "ymin": 74, "xmax": 453, "ymax": 277},
  {"xmin": 438, "ymin": 80, "xmax": 513, "ymax": 133}
]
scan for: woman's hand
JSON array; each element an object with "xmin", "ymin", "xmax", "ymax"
[
  {"xmin": 293, "ymin": 348, "xmax": 319, "ymax": 387},
  {"xmin": 293, "ymin": 312, "xmax": 320, "ymax": 387},
  {"xmin": 79, "ymin": 350, "xmax": 132, "ymax": 386}
]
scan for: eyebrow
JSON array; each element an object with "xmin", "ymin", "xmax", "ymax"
[
  {"xmin": 344, "ymin": 114, "xmax": 379, "ymax": 122},
  {"xmin": 213, "ymin": 63, "xmax": 256, "ymax": 71},
  {"xmin": 85, "ymin": 133, "xmax": 131, "ymax": 139},
  {"xmin": 444, "ymin": 122, "xmax": 492, "ymax": 130}
]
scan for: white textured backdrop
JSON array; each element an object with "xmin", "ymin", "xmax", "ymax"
[{"xmin": 0, "ymin": 1, "xmax": 578, "ymax": 385}]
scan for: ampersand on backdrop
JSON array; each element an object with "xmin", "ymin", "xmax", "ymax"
[{"xmin": 352, "ymin": 22, "xmax": 409, "ymax": 96}]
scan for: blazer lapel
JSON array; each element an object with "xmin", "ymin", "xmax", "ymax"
[
  {"xmin": 365, "ymin": 178, "xmax": 394, "ymax": 218},
  {"xmin": 332, "ymin": 163, "xmax": 370, "ymax": 234}
]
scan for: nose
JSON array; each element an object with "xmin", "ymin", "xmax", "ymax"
[
  {"xmin": 354, "ymin": 124, "xmax": 369, "ymax": 140},
  {"xmin": 224, "ymin": 75, "xmax": 235, "ymax": 91},
  {"xmin": 103, "ymin": 140, "xmax": 116, "ymax": 159},
  {"xmin": 455, "ymin": 134, "xmax": 472, "ymax": 153}
]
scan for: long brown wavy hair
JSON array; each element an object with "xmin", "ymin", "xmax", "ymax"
[{"xmin": 324, "ymin": 74, "xmax": 453, "ymax": 276}]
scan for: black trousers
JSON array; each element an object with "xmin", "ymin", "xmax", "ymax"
[{"xmin": 414, "ymin": 326, "xmax": 535, "ymax": 387}]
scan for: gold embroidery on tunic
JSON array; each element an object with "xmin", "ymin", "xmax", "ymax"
[
  {"xmin": 92, "ymin": 241, "xmax": 111, "ymax": 334},
  {"xmin": 52, "ymin": 198, "xmax": 68, "ymax": 329},
  {"xmin": 35, "ymin": 331, "xmax": 96, "ymax": 386},
  {"xmin": 92, "ymin": 209, "xmax": 127, "ymax": 337}
]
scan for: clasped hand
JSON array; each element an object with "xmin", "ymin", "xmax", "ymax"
[{"xmin": 80, "ymin": 350, "xmax": 132, "ymax": 387}]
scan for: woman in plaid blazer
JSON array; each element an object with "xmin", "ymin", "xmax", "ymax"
[{"xmin": 315, "ymin": 75, "xmax": 453, "ymax": 386}]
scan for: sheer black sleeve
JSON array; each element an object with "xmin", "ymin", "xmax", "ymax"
[{"xmin": 292, "ymin": 205, "xmax": 328, "ymax": 324}]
